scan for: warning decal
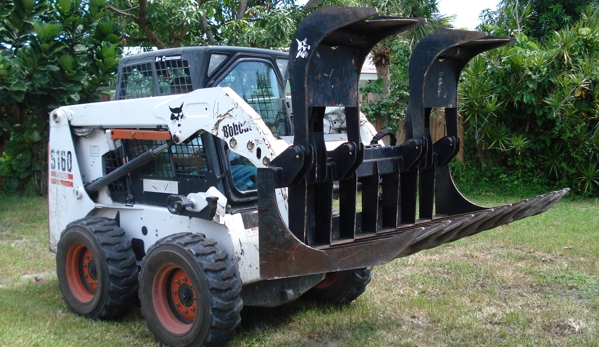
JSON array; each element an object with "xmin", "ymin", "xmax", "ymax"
[{"xmin": 50, "ymin": 171, "xmax": 74, "ymax": 187}]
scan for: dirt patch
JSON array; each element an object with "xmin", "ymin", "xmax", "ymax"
[
  {"xmin": 0, "ymin": 238, "xmax": 27, "ymax": 247},
  {"xmin": 546, "ymin": 318, "xmax": 587, "ymax": 336},
  {"xmin": 403, "ymin": 315, "xmax": 429, "ymax": 330},
  {"xmin": 20, "ymin": 272, "xmax": 56, "ymax": 283}
]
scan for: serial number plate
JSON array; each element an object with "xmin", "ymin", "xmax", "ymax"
[{"xmin": 143, "ymin": 179, "xmax": 178, "ymax": 194}]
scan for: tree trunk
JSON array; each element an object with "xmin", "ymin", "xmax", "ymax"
[
  {"xmin": 105, "ymin": 1, "xmax": 168, "ymax": 49},
  {"xmin": 371, "ymin": 43, "xmax": 392, "ymax": 94},
  {"xmin": 374, "ymin": 58, "xmax": 390, "ymax": 94},
  {"xmin": 304, "ymin": 0, "xmax": 323, "ymax": 9},
  {"xmin": 172, "ymin": 24, "xmax": 190, "ymax": 48},
  {"xmin": 202, "ymin": 17, "xmax": 215, "ymax": 43},
  {"xmin": 237, "ymin": 0, "xmax": 248, "ymax": 19}
]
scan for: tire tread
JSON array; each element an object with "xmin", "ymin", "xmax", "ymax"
[
  {"xmin": 60, "ymin": 217, "xmax": 138, "ymax": 319},
  {"xmin": 307, "ymin": 267, "xmax": 372, "ymax": 304},
  {"xmin": 140, "ymin": 232, "xmax": 242, "ymax": 347}
]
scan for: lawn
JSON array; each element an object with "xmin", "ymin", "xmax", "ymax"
[{"xmin": 0, "ymin": 192, "xmax": 597, "ymax": 346}]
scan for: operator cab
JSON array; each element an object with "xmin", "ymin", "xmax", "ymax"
[
  {"xmin": 115, "ymin": 46, "xmax": 292, "ymax": 137},
  {"xmin": 110, "ymin": 47, "xmax": 291, "ymax": 211}
]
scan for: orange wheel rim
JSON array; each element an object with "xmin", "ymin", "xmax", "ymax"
[
  {"xmin": 153, "ymin": 265, "xmax": 199, "ymax": 335},
  {"xmin": 314, "ymin": 272, "xmax": 339, "ymax": 289},
  {"xmin": 65, "ymin": 242, "xmax": 97, "ymax": 303}
]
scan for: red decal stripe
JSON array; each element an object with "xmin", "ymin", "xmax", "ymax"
[
  {"xmin": 59, "ymin": 180, "xmax": 73, "ymax": 187},
  {"xmin": 50, "ymin": 171, "xmax": 74, "ymax": 180}
]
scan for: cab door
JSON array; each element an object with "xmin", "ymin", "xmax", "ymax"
[{"xmin": 211, "ymin": 58, "xmax": 292, "ymax": 137}]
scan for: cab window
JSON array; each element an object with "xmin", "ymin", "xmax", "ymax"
[
  {"xmin": 218, "ymin": 61, "xmax": 291, "ymax": 137},
  {"xmin": 228, "ymin": 151, "xmax": 257, "ymax": 192}
]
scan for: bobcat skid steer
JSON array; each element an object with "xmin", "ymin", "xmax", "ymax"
[{"xmin": 47, "ymin": 6, "xmax": 568, "ymax": 347}]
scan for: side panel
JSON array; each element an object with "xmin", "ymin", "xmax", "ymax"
[
  {"xmin": 223, "ymin": 212, "xmax": 260, "ymax": 283},
  {"xmin": 72, "ymin": 129, "xmax": 112, "ymax": 193},
  {"xmin": 91, "ymin": 205, "xmax": 262, "ymax": 284},
  {"xmin": 48, "ymin": 109, "xmax": 96, "ymax": 252},
  {"xmin": 49, "ymin": 88, "xmax": 294, "ymax": 281}
]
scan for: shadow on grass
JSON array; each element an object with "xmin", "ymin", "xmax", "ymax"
[
  {"xmin": 237, "ymin": 296, "xmax": 356, "ymax": 334},
  {"xmin": 239, "ymin": 298, "xmax": 324, "ymax": 331}
]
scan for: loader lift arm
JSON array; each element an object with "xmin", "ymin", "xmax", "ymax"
[{"xmin": 258, "ymin": 7, "xmax": 568, "ymax": 279}]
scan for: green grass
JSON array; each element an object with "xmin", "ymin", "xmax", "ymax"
[{"xmin": 0, "ymin": 192, "xmax": 597, "ymax": 346}]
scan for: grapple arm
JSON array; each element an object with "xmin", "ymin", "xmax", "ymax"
[{"xmin": 258, "ymin": 7, "xmax": 567, "ymax": 279}]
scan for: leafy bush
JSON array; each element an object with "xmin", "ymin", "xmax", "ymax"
[
  {"xmin": 459, "ymin": 6, "xmax": 599, "ymax": 197},
  {"xmin": 0, "ymin": 0, "xmax": 122, "ymax": 193}
]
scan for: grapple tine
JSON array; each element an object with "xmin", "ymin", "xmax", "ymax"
[
  {"xmin": 400, "ymin": 29, "xmax": 569, "ymax": 250},
  {"xmin": 510, "ymin": 192, "xmax": 555, "ymax": 222},
  {"xmin": 531, "ymin": 189, "xmax": 570, "ymax": 216},
  {"xmin": 534, "ymin": 190, "xmax": 567, "ymax": 212},
  {"xmin": 447, "ymin": 207, "xmax": 509, "ymax": 243},
  {"xmin": 487, "ymin": 200, "xmax": 527, "ymax": 227},
  {"xmin": 467, "ymin": 203, "xmax": 524, "ymax": 237},
  {"xmin": 425, "ymin": 211, "xmax": 491, "ymax": 249},
  {"xmin": 400, "ymin": 215, "xmax": 473, "ymax": 257},
  {"xmin": 413, "ymin": 220, "xmax": 451, "ymax": 243}
]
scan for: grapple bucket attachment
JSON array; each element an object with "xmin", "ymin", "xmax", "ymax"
[{"xmin": 257, "ymin": 7, "xmax": 568, "ymax": 279}]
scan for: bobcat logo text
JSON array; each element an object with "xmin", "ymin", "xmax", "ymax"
[{"xmin": 223, "ymin": 122, "xmax": 251, "ymax": 138}]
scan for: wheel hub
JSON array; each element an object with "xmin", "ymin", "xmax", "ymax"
[
  {"xmin": 81, "ymin": 249, "xmax": 98, "ymax": 292},
  {"xmin": 65, "ymin": 242, "xmax": 97, "ymax": 304},
  {"xmin": 168, "ymin": 269, "xmax": 198, "ymax": 323},
  {"xmin": 178, "ymin": 284, "xmax": 194, "ymax": 306},
  {"xmin": 88, "ymin": 260, "xmax": 97, "ymax": 280}
]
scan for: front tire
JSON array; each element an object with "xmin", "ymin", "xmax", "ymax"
[
  {"xmin": 307, "ymin": 267, "xmax": 372, "ymax": 304},
  {"xmin": 138, "ymin": 233, "xmax": 242, "ymax": 347},
  {"xmin": 56, "ymin": 217, "xmax": 138, "ymax": 319}
]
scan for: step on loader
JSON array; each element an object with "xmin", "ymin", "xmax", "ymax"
[{"xmin": 48, "ymin": 6, "xmax": 567, "ymax": 346}]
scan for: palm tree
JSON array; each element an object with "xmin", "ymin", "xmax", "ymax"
[{"xmin": 366, "ymin": 0, "xmax": 452, "ymax": 93}]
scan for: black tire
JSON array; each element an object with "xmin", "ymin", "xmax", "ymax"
[
  {"xmin": 307, "ymin": 267, "xmax": 372, "ymax": 304},
  {"xmin": 138, "ymin": 233, "xmax": 242, "ymax": 347},
  {"xmin": 56, "ymin": 217, "xmax": 139, "ymax": 319}
]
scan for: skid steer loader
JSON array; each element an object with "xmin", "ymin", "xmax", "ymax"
[{"xmin": 48, "ymin": 6, "xmax": 568, "ymax": 347}]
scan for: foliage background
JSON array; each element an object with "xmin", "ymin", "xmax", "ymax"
[
  {"xmin": 0, "ymin": 0, "xmax": 122, "ymax": 193},
  {"xmin": 459, "ymin": 3, "xmax": 599, "ymax": 196},
  {"xmin": 1, "ymin": 0, "xmax": 598, "ymax": 197},
  {"xmin": 362, "ymin": 1, "xmax": 599, "ymax": 197}
]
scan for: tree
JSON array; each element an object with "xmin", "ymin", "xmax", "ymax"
[
  {"xmin": 358, "ymin": 0, "xmax": 450, "ymax": 134},
  {"xmin": 479, "ymin": 0, "xmax": 597, "ymax": 39},
  {"xmin": 366, "ymin": 0, "xmax": 451, "ymax": 94},
  {"xmin": 106, "ymin": 0, "xmax": 306, "ymax": 49},
  {"xmin": 0, "ymin": 0, "xmax": 122, "ymax": 193}
]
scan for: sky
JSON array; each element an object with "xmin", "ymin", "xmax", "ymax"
[
  {"xmin": 438, "ymin": 0, "xmax": 501, "ymax": 30},
  {"xmin": 291, "ymin": 1, "xmax": 502, "ymax": 30}
]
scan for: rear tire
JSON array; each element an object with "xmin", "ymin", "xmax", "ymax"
[
  {"xmin": 56, "ymin": 217, "xmax": 138, "ymax": 319},
  {"xmin": 138, "ymin": 233, "xmax": 242, "ymax": 347},
  {"xmin": 307, "ymin": 267, "xmax": 372, "ymax": 304}
]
